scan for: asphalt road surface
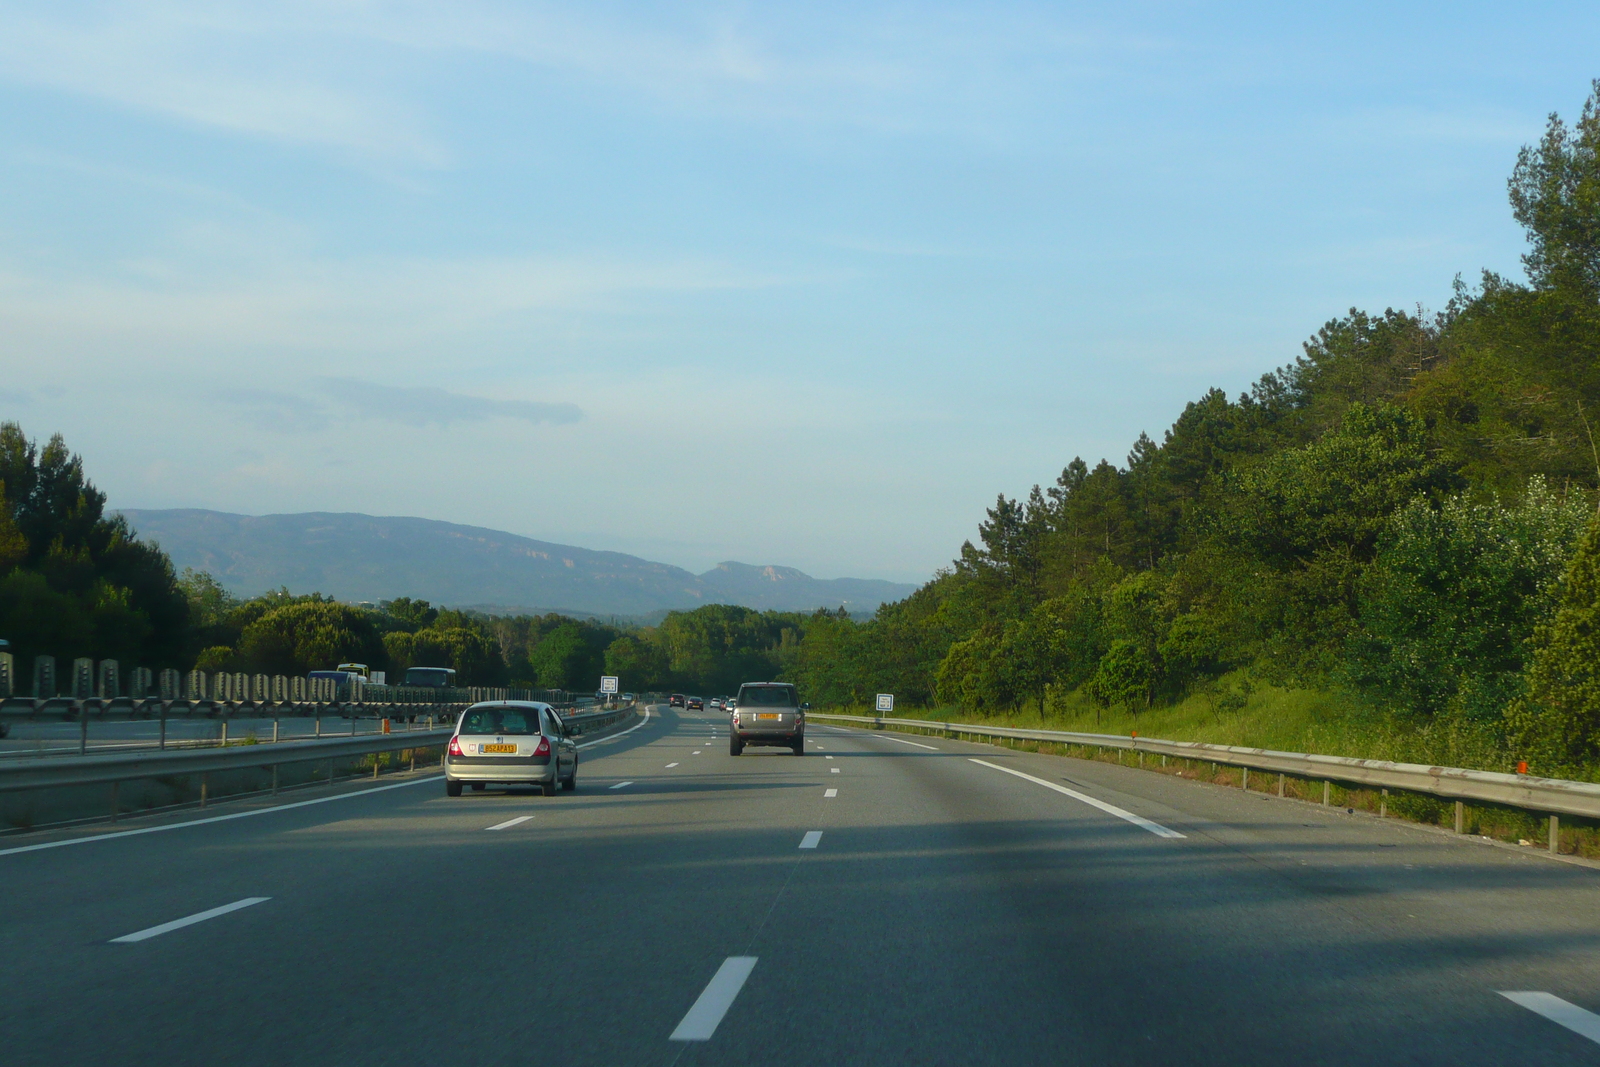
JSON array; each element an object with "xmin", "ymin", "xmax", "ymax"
[{"xmin": 3, "ymin": 703, "xmax": 1599, "ymax": 1065}]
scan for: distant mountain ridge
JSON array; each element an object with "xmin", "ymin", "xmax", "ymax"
[{"xmin": 116, "ymin": 509, "xmax": 919, "ymax": 618}]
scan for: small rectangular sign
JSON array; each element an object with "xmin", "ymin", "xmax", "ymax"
[
  {"xmin": 600, "ymin": 676, "xmax": 619, "ymax": 694},
  {"xmin": 875, "ymin": 693, "xmax": 894, "ymax": 713}
]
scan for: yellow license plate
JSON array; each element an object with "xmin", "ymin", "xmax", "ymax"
[
  {"xmin": 481, "ymin": 743, "xmax": 517, "ymax": 754},
  {"xmin": 756, "ymin": 713, "xmax": 781, "ymax": 720}
]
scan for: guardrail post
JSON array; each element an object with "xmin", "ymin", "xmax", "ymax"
[
  {"xmin": 1322, "ymin": 781, "xmax": 1330, "ymax": 806},
  {"xmin": 200, "ymin": 774, "xmax": 207, "ymax": 809},
  {"xmin": 1454, "ymin": 800, "xmax": 1465, "ymax": 834},
  {"xmin": 1550, "ymin": 814, "xmax": 1560, "ymax": 855},
  {"xmin": 271, "ymin": 765, "xmax": 279, "ymax": 796},
  {"xmin": 220, "ymin": 721, "xmax": 228, "ymax": 748},
  {"xmin": 79, "ymin": 703, "xmax": 88, "ymax": 755},
  {"xmin": 109, "ymin": 780, "xmax": 118, "ymax": 822},
  {"xmin": 159, "ymin": 702, "xmax": 167, "ymax": 750},
  {"xmin": 272, "ymin": 720, "xmax": 279, "ymax": 744},
  {"xmin": 1277, "ymin": 773, "xmax": 1285, "ymax": 797},
  {"xmin": 1380, "ymin": 788, "xmax": 1387, "ymax": 817},
  {"xmin": 1242, "ymin": 767, "xmax": 1250, "ymax": 792}
]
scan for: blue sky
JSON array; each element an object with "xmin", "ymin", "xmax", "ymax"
[{"xmin": 2, "ymin": 2, "xmax": 1596, "ymax": 585}]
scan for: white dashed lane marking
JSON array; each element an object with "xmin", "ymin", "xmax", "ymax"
[
  {"xmin": 799, "ymin": 831, "xmax": 822, "ymax": 849},
  {"xmin": 609, "ymin": 781, "xmax": 633, "ymax": 790},
  {"xmin": 485, "ymin": 816, "xmax": 533, "ymax": 831},
  {"xmin": 670, "ymin": 957, "xmax": 758, "ymax": 1042},
  {"xmin": 824, "ymin": 788, "xmax": 838, "ymax": 798},
  {"xmin": 1502, "ymin": 992, "xmax": 1600, "ymax": 1046},
  {"xmin": 111, "ymin": 897, "xmax": 270, "ymax": 943}
]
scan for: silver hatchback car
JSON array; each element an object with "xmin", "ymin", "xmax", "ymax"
[{"xmin": 445, "ymin": 701, "xmax": 577, "ymax": 797}]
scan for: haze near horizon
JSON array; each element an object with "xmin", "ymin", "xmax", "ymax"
[{"xmin": 3, "ymin": 1, "xmax": 1595, "ymax": 584}]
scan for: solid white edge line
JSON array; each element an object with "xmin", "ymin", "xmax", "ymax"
[
  {"xmin": 799, "ymin": 830, "xmax": 822, "ymax": 849},
  {"xmin": 0, "ymin": 774, "xmax": 442, "ymax": 859},
  {"xmin": 878, "ymin": 734, "xmax": 939, "ymax": 751},
  {"xmin": 576, "ymin": 707, "xmax": 652, "ymax": 749},
  {"xmin": 609, "ymin": 781, "xmax": 634, "ymax": 790},
  {"xmin": 969, "ymin": 758, "xmax": 1186, "ymax": 839},
  {"xmin": 111, "ymin": 896, "xmax": 270, "ymax": 943},
  {"xmin": 824, "ymin": 788, "xmax": 838, "ymax": 797},
  {"xmin": 670, "ymin": 956, "xmax": 758, "ymax": 1041},
  {"xmin": 485, "ymin": 815, "xmax": 534, "ymax": 831},
  {"xmin": 1501, "ymin": 992, "xmax": 1600, "ymax": 1045}
]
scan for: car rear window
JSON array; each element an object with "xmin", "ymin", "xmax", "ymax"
[
  {"xmin": 738, "ymin": 686, "xmax": 797, "ymax": 707},
  {"xmin": 460, "ymin": 708, "xmax": 541, "ymax": 735}
]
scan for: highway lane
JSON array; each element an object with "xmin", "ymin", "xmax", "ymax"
[{"xmin": 3, "ymin": 705, "xmax": 1600, "ymax": 1064}]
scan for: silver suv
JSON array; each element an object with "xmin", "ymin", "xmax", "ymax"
[
  {"xmin": 445, "ymin": 701, "xmax": 577, "ymax": 796},
  {"xmin": 729, "ymin": 682, "xmax": 804, "ymax": 755}
]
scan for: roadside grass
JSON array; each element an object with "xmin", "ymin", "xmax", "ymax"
[{"xmin": 813, "ymin": 673, "xmax": 1600, "ymax": 860}]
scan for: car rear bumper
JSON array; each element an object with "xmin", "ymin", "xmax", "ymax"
[
  {"xmin": 444, "ymin": 757, "xmax": 556, "ymax": 784},
  {"xmin": 736, "ymin": 728, "xmax": 803, "ymax": 743}
]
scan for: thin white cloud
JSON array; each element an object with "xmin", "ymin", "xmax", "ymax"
[
  {"xmin": 0, "ymin": 247, "xmax": 799, "ymax": 363},
  {"xmin": 325, "ymin": 378, "xmax": 582, "ymax": 426},
  {"xmin": 0, "ymin": 2, "xmax": 1160, "ymax": 159}
]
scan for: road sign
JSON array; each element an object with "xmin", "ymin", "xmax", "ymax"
[
  {"xmin": 600, "ymin": 676, "xmax": 619, "ymax": 694},
  {"xmin": 875, "ymin": 693, "xmax": 894, "ymax": 713}
]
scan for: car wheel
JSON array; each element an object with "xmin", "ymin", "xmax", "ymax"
[
  {"xmin": 471, "ymin": 782, "xmax": 486, "ymax": 792},
  {"xmin": 729, "ymin": 735, "xmax": 743, "ymax": 755},
  {"xmin": 792, "ymin": 736, "xmax": 804, "ymax": 755},
  {"xmin": 541, "ymin": 776, "xmax": 558, "ymax": 797},
  {"xmin": 446, "ymin": 779, "xmax": 462, "ymax": 797},
  {"xmin": 562, "ymin": 764, "xmax": 577, "ymax": 791}
]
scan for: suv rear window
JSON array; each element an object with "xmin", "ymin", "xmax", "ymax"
[
  {"xmin": 738, "ymin": 685, "xmax": 797, "ymax": 708},
  {"xmin": 460, "ymin": 708, "xmax": 541, "ymax": 735}
]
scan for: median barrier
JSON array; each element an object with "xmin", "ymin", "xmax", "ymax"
[{"xmin": 0, "ymin": 700, "xmax": 643, "ymax": 833}]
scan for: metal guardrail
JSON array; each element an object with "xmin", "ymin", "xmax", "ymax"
[
  {"xmin": 0, "ymin": 728, "xmax": 453, "ymax": 793},
  {"xmin": 809, "ymin": 712, "xmax": 1600, "ymax": 825}
]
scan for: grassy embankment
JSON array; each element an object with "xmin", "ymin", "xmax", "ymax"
[{"xmin": 817, "ymin": 672, "xmax": 1600, "ymax": 859}]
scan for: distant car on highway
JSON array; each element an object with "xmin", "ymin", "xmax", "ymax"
[
  {"xmin": 729, "ymin": 683, "xmax": 804, "ymax": 755},
  {"xmin": 686, "ymin": 696, "xmax": 704, "ymax": 710},
  {"xmin": 444, "ymin": 701, "xmax": 577, "ymax": 797},
  {"xmin": 725, "ymin": 699, "xmax": 737, "ymax": 716},
  {"xmin": 709, "ymin": 698, "xmax": 724, "ymax": 710},
  {"xmin": 669, "ymin": 694, "xmax": 685, "ymax": 707}
]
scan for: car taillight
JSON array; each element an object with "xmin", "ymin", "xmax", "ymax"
[
  {"xmin": 448, "ymin": 736, "xmax": 463, "ymax": 756},
  {"xmin": 533, "ymin": 736, "xmax": 551, "ymax": 756}
]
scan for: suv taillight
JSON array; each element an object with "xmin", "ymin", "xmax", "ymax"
[
  {"xmin": 448, "ymin": 736, "xmax": 463, "ymax": 757},
  {"xmin": 533, "ymin": 736, "xmax": 551, "ymax": 756}
]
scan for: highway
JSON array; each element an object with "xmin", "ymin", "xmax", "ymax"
[{"xmin": 3, "ymin": 703, "xmax": 1600, "ymax": 1065}]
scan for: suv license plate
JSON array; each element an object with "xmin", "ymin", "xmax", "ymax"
[
  {"xmin": 482, "ymin": 743, "xmax": 517, "ymax": 754},
  {"xmin": 756, "ymin": 713, "xmax": 780, "ymax": 720}
]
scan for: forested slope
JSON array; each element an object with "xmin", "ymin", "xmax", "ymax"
[{"xmin": 776, "ymin": 83, "xmax": 1600, "ymax": 776}]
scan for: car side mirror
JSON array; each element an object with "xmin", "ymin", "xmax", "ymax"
[{"xmin": 801, "ymin": 703, "xmax": 811, "ymax": 710}]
